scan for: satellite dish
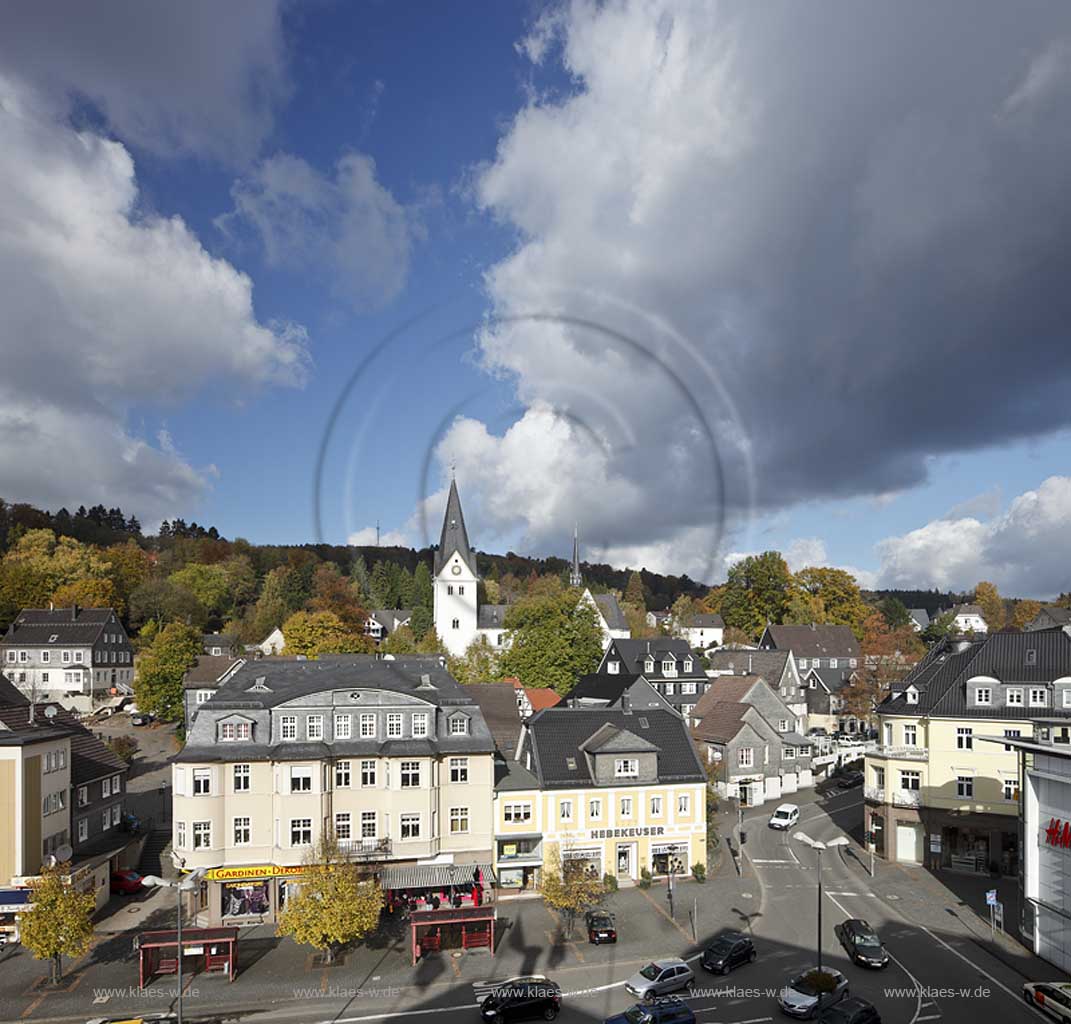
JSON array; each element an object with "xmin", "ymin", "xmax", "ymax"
[
  {"xmin": 43, "ymin": 706, "xmax": 57, "ymax": 719},
  {"xmin": 55, "ymin": 844, "xmax": 73, "ymax": 862}
]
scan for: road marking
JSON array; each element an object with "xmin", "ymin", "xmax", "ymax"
[
  {"xmin": 916, "ymin": 1016, "xmax": 942, "ymax": 1021},
  {"xmin": 919, "ymin": 925, "xmax": 1026, "ymax": 1006},
  {"xmin": 751, "ymin": 859, "xmax": 796, "ymax": 864},
  {"xmin": 801, "ymin": 800, "xmax": 862, "ymax": 824}
]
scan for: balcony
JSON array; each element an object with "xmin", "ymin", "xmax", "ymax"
[
  {"xmin": 891, "ymin": 789, "xmax": 922, "ymax": 808},
  {"xmin": 339, "ymin": 837, "xmax": 393, "ymax": 860},
  {"xmin": 864, "ymin": 786, "xmax": 885, "ymax": 803},
  {"xmin": 868, "ymin": 745, "xmax": 928, "ymax": 762}
]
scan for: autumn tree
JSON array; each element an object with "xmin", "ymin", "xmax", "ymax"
[
  {"xmin": 20, "ymin": 861, "xmax": 94, "ymax": 984},
  {"xmin": 792, "ymin": 567, "xmax": 870, "ymax": 636},
  {"xmin": 722, "ymin": 625, "xmax": 752, "ymax": 647},
  {"xmin": 540, "ymin": 846, "xmax": 608, "ymax": 939},
  {"xmin": 860, "ymin": 611, "xmax": 924, "ymax": 661},
  {"xmin": 51, "ymin": 577, "xmax": 122, "ymax": 615},
  {"xmin": 1012, "ymin": 599, "xmax": 1043, "ymax": 631},
  {"xmin": 276, "ymin": 833, "xmax": 382, "ymax": 963},
  {"xmin": 719, "ymin": 551, "xmax": 792, "ymax": 639},
  {"xmin": 281, "ymin": 611, "xmax": 371, "ymax": 657},
  {"xmin": 974, "ymin": 581, "xmax": 1005, "ymax": 631},
  {"xmin": 449, "ymin": 636, "xmax": 502, "ymax": 684},
  {"xmin": 103, "ymin": 539, "xmax": 152, "ymax": 611},
  {"xmin": 133, "ymin": 621, "xmax": 202, "ymax": 720},
  {"xmin": 307, "ymin": 563, "xmax": 367, "ymax": 630}
]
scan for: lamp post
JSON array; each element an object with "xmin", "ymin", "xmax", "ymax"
[
  {"xmin": 141, "ymin": 868, "xmax": 206, "ymax": 1024},
  {"xmin": 793, "ymin": 832, "xmax": 848, "ymax": 975}
]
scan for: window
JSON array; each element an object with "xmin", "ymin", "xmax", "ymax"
[
  {"xmin": 18, "ymin": 650, "xmax": 27, "ymax": 663},
  {"xmin": 589, "ymin": 798, "xmax": 602, "ymax": 819},
  {"xmin": 778, "ymin": 718, "xmax": 789, "ymax": 732},
  {"xmin": 220, "ymin": 720, "xmax": 251, "ymax": 741},
  {"xmin": 620, "ymin": 796, "xmax": 633, "ymax": 816},
  {"xmin": 77, "ymin": 817, "xmax": 88, "ymax": 843},
  {"xmin": 449, "ymin": 715, "xmax": 469, "ymax": 736},
  {"xmin": 74, "ymin": 650, "xmax": 83, "ymax": 663},
  {"xmin": 387, "ymin": 713, "xmax": 403, "ymax": 738},
  {"xmin": 361, "ymin": 760, "xmax": 377, "ymax": 786},
  {"xmin": 1006, "ymin": 688, "xmax": 1023, "ymax": 706},
  {"xmin": 783, "ymin": 746, "xmax": 796, "ymax": 759},
  {"xmin": 290, "ymin": 765, "xmax": 313, "ymax": 793},
  {"xmin": 452, "ymin": 618, "xmax": 460, "ymax": 630},
  {"xmin": 661, "ymin": 659, "xmax": 675, "ymax": 675},
  {"xmin": 906, "ymin": 689, "xmax": 918, "ymax": 704},
  {"xmin": 192, "ymin": 769, "xmax": 212, "ymax": 795},
  {"xmin": 682, "ymin": 680, "xmax": 697, "ymax": 694},
  {"xmin": 504, "ymin": 803, "xmax": 532, "ymax": 823},
  {"xmin": 361, "ymin": 811, "xmax": 376, "ymax": 838},
  {"xmin": 233, "ymin": 817, "xmax": 251, "ymax": 845},
  {"xmin": 1004, "ymin": 729, "xmax": 1021, "ymax": 752},
  {"xmin": 614, "ymin": 758, "xmax": 639, "ymax": 779},
  {"xmin": 412, "ymin": 712, "xmax": 429, "ymax": 738},
  {"xmin": 904, "ymin": 724, "xmax": 917, "ymax": 746},
  {"xmin": 102, "ymin": 776, "xmax": 111, "ymax": 797},
  {"xmin": 77, "ymin": 785, "xmax": 88, "ymax": 807},
  {"xmin": 102, "ymin": 809, "xmax": 111, "ymax": 830},
  {"xmin": 607, "ymin": 660, "xmax": 620, "ymax": 674},
  {"xmin": 449, "ymin": 757, "xmax": 468, "ymax": 783},
  {"xmin": 360, "ymin": 713, "xmax": 376, "ymax": 738},
  {"xmin": 1030, "ymin": 688, "xmax": 1049, "ymax": 707},
  {"xmin": 335, "ymin": 761, "xmax": 351, "ymax": 788},
  {"xmin": 113, "ymin": 805, "xmax": 120, "ymax": 826},
  {"xmin": 956, "ymin": 776, "xmax": 973, "ymax": 799},
  {"xmin": 664, "ymin": 682, "xmax": 675, "ymax": 695},
  {"xmin": 1026, "ymin": 649, "xmax": 1038, "ymax": 666},
  {"xmin": 799, "ymin": 658, "xmax": 808, "ymax": 670},
  {"xmin": 306, "ymin": 715, "xmax": 324, "ymax": 740},
  {"xmin": 334, "ymin": 812, "xmax": 352, "ymax": 840},
  {"xmin": 1003, "ymin": 779, "xmax": 1019, "ymax": 801},
  {"xmin": 830, "ymin": 658, "xmax": 838, "ymax": 669},
  {"xmin": 560, "ymin": 800, "xmax": 573, "ymax": 822},
  {"xmin": 957, "ymin": 727, "xmax": 973, "ymax": 750},
  {"xmin": 650, "ymin": 795, "xmax": 663, "ymax": 816},
  {"xmin": 644, "ymin": 657, "xmax": 655, "ymax": 673},
  {"xmin": 975, "ymin": 688, "xmax": 991, "ymax": 705},
  {"xmin": 400, "ymin": 761, "xmax": 421, "ymax": 788},
  {"xmin": 900, "ymin": 771, "xmax": 920, "ymax": 791},
  {"xmin": 334, "ymin": 713, "xmax": 352, "ymax": 739},
  {"xmin": 873, "ymin": 766, "xmax": 885, "ymax": 789},
  {"xmin": 233, "ymin": 764, "xmax": 250, "ymax": 792},
  {"xmin": 193, "ymin": 822, "xmax": 212, "ymax": 849},
  {"xmin": 1063, "ymin": 690, "xmax": 1071, "ymax": 709},
  {"xmin": 849, "ymin": 658, "xmax": 858, "ymax": 668},
  {"xmin": 290, "ymin": 819, "xmax": 312, "ymax": 846},
  {"xmin": 678, "ymin": 793, "xmax": 690, "ymax": 814},
  {"xmin": 40, "ymin": 650, "xmax": 49, "ymax": 663},
  {"xmin": 280, "ymin": 715, "xmax": 297, "ymax": 740},
  {"xmin": 4, "ymin": 651, "xmax": 12, "ymax": 662},
  {"xmin": 738, "ymin": 747, "xmax": 754, "ymax": 769},
  {"xmin": 400, "ymin": 814, "xmax": 421, "ymax": 839},
  {"xmin": 196, "ymin": 690, "xmax": 212, "ymax": 704},
  {"xmin": 176, "ymin": 821, "xmax": 187, "ymax": 848},
  {"xmin": 684, "ymin": 658, "xmax": 694, "ymax": 673},
  {"xmin": 449, "ymin": 807, "xmax": 470, "ymax": 834}
]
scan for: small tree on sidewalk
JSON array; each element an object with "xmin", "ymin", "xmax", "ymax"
[
  {"xmin": 20, "ymin": 861, "xmax": 94, "ymax": 984},
  {"xmin": 276, "ymin": 832, "xmax": 382, "ymax": 963},
  {"xmin": 541, "ymin": 845, "xmax": 608, "ymax": 939}
]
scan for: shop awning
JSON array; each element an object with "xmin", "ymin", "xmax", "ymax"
[{"xmin": 380, "ymin": 862, "xmax": 496, "ymax": 891}]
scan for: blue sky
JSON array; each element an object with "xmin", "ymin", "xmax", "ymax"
[{"xmin": 3, "ymin": 1, "xmax": 1071, "ymax": 596}]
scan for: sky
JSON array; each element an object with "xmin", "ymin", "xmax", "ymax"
[{"xmin": 2, "ymin": 1, "xmax": 1071, "ymax": 597}]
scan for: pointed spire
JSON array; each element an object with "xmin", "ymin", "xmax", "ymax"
[
  {"xmin": 433, "ymin": 478, "xmax": 478, "ymax": 577},
  {"xmin": 569, "ymin": 522, "xmax": 582, "ymax": 587}
]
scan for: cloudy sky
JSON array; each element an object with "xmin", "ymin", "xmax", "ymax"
[{"xmin": 2, "ymin": 1, "xmax": 1071, "ymax": 596}]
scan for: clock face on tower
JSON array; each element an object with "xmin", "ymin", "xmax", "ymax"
[{"xmin": 451, "ymin": 565, "xmax": 461, "ymax": 575}]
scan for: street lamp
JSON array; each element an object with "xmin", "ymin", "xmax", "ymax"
[
  {"xmin": 793, "ymin": 832, "xmax": 849, "ymax": 975},
  {"xmin": 141, "ymin": 867, "xmax": 207, "ymax": 1024}
]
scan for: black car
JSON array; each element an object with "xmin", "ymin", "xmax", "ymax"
[
  {"xmin": 836, "ymin": 771, "xmax": 864, "ymax": 789},
  {"xmin": 834, "ymin": 919, "xmax": 889, "ymax": 969},
  {"xmin": 701, "ymin": 932, "xmax": 756, "ymax": 974},
  {"xmin": 481, "ymin": 977, "xmax": 562, "ymax": 1023},
  {"xmin": 586, "ymin": 910, "xmax": 617, "ymax": 944},
  {"xmin": 605, "ymin": 996, "xmax": 696, "ymax": 1024},
  {"xmin": 819, "ymin": 996, "xmax": 882, "ymax": 1024}
]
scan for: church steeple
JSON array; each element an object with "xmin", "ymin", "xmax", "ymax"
[
  {"xmin": 569, "ymin": 523, "xmax": 582, "ymax": 587},
  {"xmin": 433, "ymin": 478, "xmax": 478, "ymax": 578}
]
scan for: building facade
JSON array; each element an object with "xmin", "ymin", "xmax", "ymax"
[
  {"xmin": 598, "ymin": 638, "xmax": 711, "ymax": 719},
  {"xmin": 172, "ymin": 655, "xmax": 496, "ymax": 925},
  {"xmin": 759, "ymin": 623, "xmax": 860, "ymax": 675}
]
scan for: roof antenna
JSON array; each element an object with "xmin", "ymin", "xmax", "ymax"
[{"xmin": 376, "ymin": 519, "xmax": 380, "ymax": 547}]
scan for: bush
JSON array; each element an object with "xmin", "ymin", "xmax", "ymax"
[
  {"xmin": 691, "ymin": 862, "xmax": 706, "ymax": 883},
  {"xmin": 638, "ymin": 867, "xmax": 652, "ymax": 890},
  {"xmin": 104, "ymin": 735, "xmax": 139, "ymax": 764},
  {"xmin": 603, "ymin": 872, "xmax": 618, "ymax": 892},
  {"xmin": 802, "ymin": 969, "xmax": 839, "ymax": 994}
]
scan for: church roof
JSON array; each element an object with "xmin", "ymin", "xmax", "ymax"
[{"xmin": 433, "ymin": 479, "xmax": 479, "ymax": 577}]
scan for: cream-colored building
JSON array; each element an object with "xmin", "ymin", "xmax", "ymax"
[
  {"xmin": 172, "ymin": 654, "xmax": 496, "ymax": 924},
  {"xmin": 865, "ymin": 630, "xmax": 1071, "ymax": 874},
  {"xmin": 493, "ymin": 707, "xmax": 707, "ymax": 889}
]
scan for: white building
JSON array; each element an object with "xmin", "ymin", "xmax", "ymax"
[
  {"xmin": 677, "ymin": 614, "xmax": 724, "ymax": 651},
  {"xmin": 579, "ymin": 589, "xmax": 631, "ymax": 649},
  {"xmin": 256, "ymin": 627, "xmax": 286, "ymax": 656},
  {"xmin": 950, "ymin": 604, "xmax": 989, "ymax": 634}
]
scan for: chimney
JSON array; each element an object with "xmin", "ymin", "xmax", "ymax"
[
  {"xmin": 71, "ymin": 604, "xmax": 79, "ymax": 620},
  {"xmin": 622, "ymin": 694, "xmax": 632, "ymax": 714},
  {"xmin": 748, "ymin": 654, "xmax": 753, "ymax": 674},
  {"xmin": 49, "ymin": 601, "xmax": 54, "ymax": 612},
  {"xmin": 810, "ymin": 622, "xmax": 816, "ymax": 631}
]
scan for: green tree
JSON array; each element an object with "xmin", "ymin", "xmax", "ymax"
[
  {"xmin": 411, "ymin": 562, "xmax": 433, "ymax": 609},
  {"xmin": 449, "ymin": 636, "xmax": 502, "ymax": 684},
  {"xmin": 369, "ymin": 561, "xmax": 393, "ymax": 608},
  {"xmin": 879, "ymin": 596, "xmax": 911, "ymax": 631},
  {"xmin": 782, "ymin": 589, "xmax": 825, "ymax": 626},
  {"xmin": 409, "ymin": 605, "xmax": 433, "ymax": 641},
  {"xmin": 719, "ymin": 551, "xmax": 792, "ymax": 638},
  {"xmin": 20, "ymin": 861, "xmax": 95, "ymax": 984},
  {"xmin": 281, "ymin": 611, "xmax": 371, "ymax": 657},
  {"xmin": 134, "ymin": 621, "xmax": 202, "ymax": 720},
  {"xmin": 276, "ymin": 833, "xmax": 382, "ymax": 963},
  {"xmin": 669, "ymin": 594, "xmax": 696, "ymax": 636},
  {"xmin": 128, "ymin": 578, "xmax": 207, "ymax": 631},
  {"xmin": 250, "ymin": 565, "xmax": 292, "ymax": 640},
  {"xmin": 103, "ymin": 539, "xmax": 152, "ymax": 613},
  {"xmin": 974, "ymin": 581, "xmax": 1005, "ymax": 631},
  {"xmin": 541, "ymin": 846, "xmax": 608, "ymax": 939},
  {"xmin": 623, "ymin": 571, "xmax": 646, "ymax": 610},
  {"xmin": 922, "ymin": 609, "xmax": 956, "ymax": 643},
  {"xmin": 221, "ymin": 555, "xmax": 258, "ymax": 611},
  {"xmin": 350, "ymin": 555, "xmax": 372, "ymax": 601},
  {"xmin": 792, "ymin": 567, "xmax": 870, "ymax": 636},
  {"xmin": 169, "ymin": 563, "xmax": 231, "ymax": 617}
]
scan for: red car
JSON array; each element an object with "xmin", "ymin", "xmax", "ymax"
[{"xmin": 110, "ymin": 869, "xmax": 143, "ymax": 895}]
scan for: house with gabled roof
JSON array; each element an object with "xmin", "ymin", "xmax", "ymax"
[
  {"xmin": 758, "ymin": 623, "xmax": 860, "ymax": 675},
  {"xmin": 578, "ymin": 588, "xmax": 631, "ymax": 649},
  {"xmin": 707, "ymin": 648, "xmax": 807, "ymax": 728},
  {"xmin": 597, "ymin": 637, "xmax": 710, "ymax": 719},
  {"xmin": 1024, "ymin": 606, "xmax": 1071, "ymax": 633}
]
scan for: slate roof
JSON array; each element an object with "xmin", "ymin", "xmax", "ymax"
[
  {"xmin": 583, "ymin": 724, "xmax": 660, "ymax": 754},
  {"xmin": 569, "ymin": 673, "xmax": 644, "ymax": 703},
  {"xmin": 523, "ymin": 707, "xmax": 704, "ymax": 789},
  {"xmin": 477, "ymin": 604, "xmax": 510, "ymax": 629},
  {"xmin": 908, "ymin": 609, "xmax": 930, "ymax": 629},
  {"xmin": 2, "ymin": 607, "xmax": 120, "ymax": 646},
  {"xmin": 592, "ymin": 593, "xmax": 629, "ymax": 631},
  {"xmin": 0, "ymin": 702, "xmax": 126, "ymax": 781},
  {"xmin": 880, "ymin": 630, "xmax": 1071, "ymax": 719},
  {"xmin": 708, "ymin": 649, "xmax": 790, "ymax": 681},
  {"xmin": 183, "ymin": 655, "xmax": 245, "ymax": 688},
  {"xmin": 951, "ymin": 604, "xmax": 985, "ymax": 618},
  {"xmin": 690, "ymin": 701, "xmax": 749, "ymax": 744},
  {"xmin": 494, "ymin": 755, "xmax": 540, "ymax": 792},
  {"xmin": 1028, "ymin": 606, "xmax": 1071, "ymax": 628},
  {"xmin": 684, "ymin": 614, "xmax": 725, "ymax": 628},
  {"xmin": 606, "ymin": 637, "xmax": 704, "ymax": 673},
  {"xmin": 760, "ymin": 624, "xmax": 860, "ymax": 660},
  {"xmin": 202, "ymin": 633, "xmax": 238, "ymax": 650},
  {"xmin": 690, "ymin": 675, "xmax": 764, "ymax": 720},
  {"xmin": 433, "ymin": 479, "xmax": 478, "ymax": 577},
  {"xmin": 0, "ymin": 702, "xmax": 71, "ymax": 746},
  {"xmin": 0, "ymin": 674, "xmax": 29, "ymax": 705},
  {"xmin": 802, "ymin": 665, "xmax": 855, "ymax": 693},
  {"xmin": 369, "ymin": 609, "xmax": 412, "ymax": 632},
  {"xmin": 463, "ymin": 683, "xmax": 523, "ymax": 756}
]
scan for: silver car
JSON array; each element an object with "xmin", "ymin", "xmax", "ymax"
[
  {"xmin": 625, "ymin": 959, "xmax": 695, "ymax": 1001},
  {"xmin": 777, "ymin": 968, "xmax": 848, "ymax": 1019}
]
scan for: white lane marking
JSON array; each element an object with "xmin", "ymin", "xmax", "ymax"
[
  {"xmin": 916, "ymin": 1016, "xmax": 942, "ymax": 1021},
  {"xmin": 919, "ymin": 925, "xmax": 1028, "ymax": 1006},
  {"xmin": 694, "ymin": 1015, "xmax": 774, "ymax": 1023},
  {"xmin": 751, "ymin": 858, "xmax": 796, "ymax": 864}
]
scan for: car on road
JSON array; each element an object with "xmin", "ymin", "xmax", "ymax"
[
  {"xmin": 110, "ymin": 869, "xmax": 144, "ymax": 895},
  {"xmin": 586, "ymin": 909, "xmax": 617, "ymax": 944},
  {"xmin": 777, "ymin": 968, "xmax": 849, "ymax": 1019},
  {"xmin": 836, "ymin": 771, "xmax": 864, "ymax": 789},
  {"xmin": 1024, "ymin": 982, "xmax": 1071, "ymax": 1019},
  {"xmin": 834, "ymin": 919, "xmax": 889, "ymax": 969},
  {"xmin": 625, "ymin": 959, "xmax": 695, "ymax": 1001},
  {"xmin": 605, "ymin": 996, "xmax": 696, "ymax": 1024},
  {"xmin": 768, "ymin": 803, "xmax": 800, "ymax": 830},
  {"xmin": 818, "ymin": 997, "xmax": 881, "ymax": 1023},
  {"xmin": 481, "ymin": 976, "xmax": 562, "ymax": 1023},
  {"xmin": 701, "ymin": 931, "xmax": 756, "ymax": 974}
]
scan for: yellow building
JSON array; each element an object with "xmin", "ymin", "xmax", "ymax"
[
  {"xmin": 865, "ymin": 630, "xmax": 1071, "ymax": 875},
  {"xmin": 493, "ymin": 707, "xmax": 707, "ymax": 888}
]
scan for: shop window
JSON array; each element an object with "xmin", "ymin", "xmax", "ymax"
[{"xmin": 222, "ymin": 880, "xmax": 270, "ymax": 917}]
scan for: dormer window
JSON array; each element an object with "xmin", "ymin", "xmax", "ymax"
[
  {"xmin": 905, "ymin": 688, "xmax": 918, "ymax": 704},
  {"xmin": 607, "ymin": 660, "xmax": 620, "ymax": 675},
  {"xmin": 830, "ymin": 659, "xmax": 838, "ymax": 669},
  {"xmin": 644, "ymin": 657, "xmax": 655, "ymax": 673},
  {"xmin": 614, "ymin": 758, "xmax": 639, "ymax": 778},
  {"xmin": 661, "ymin": 659, "xmax": 675, "ymax": 675},
  {"xmin": 219, "ymin": 721, "xmax": 251, "ymax": 742},
  {"xmin": 1026, "ymin": 649, "xmax": 1038, "ymax": 666},
  {"xmin": 449, "ymin": 715, "xmax": 469, "ymax": 736},
  {"xmin": 683, "ymin": 658, "xmax": 693, "ymax": 672}
]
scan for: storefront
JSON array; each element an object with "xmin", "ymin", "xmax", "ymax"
[
  {"xmin": 563, "ymin": 845, "xmax": 605, "ymax": 880},
  {"xmin": 202, "ymin": 864, "xmax": 308, "ymax": 925},
  {"xmin": 495, "ymin": 835, "xmax": 543, "ymax": 891},
  {"xmin": 651, "ymin": 842, "xmax": 691, "ymax": 877}
]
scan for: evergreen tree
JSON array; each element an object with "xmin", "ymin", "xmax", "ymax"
[
  {"xmin": 411, "ymin": 562, "xmax": 433, "ymax": 609},
  {"xmin": 623, "ymin": 570, "xmax": 646, "ymax": 609},
  {"xmin": 350, "ymin": 554, "xmax": 372, "ymax": 601}
]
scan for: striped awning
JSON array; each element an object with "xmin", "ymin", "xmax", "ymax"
[{"xmin": 380, "ymin": 862, "xmax": 496, "ymax": 891}]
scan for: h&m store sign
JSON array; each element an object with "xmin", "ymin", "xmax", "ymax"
[{"xmin": 1044, "ymin": 818, "xmax": 1071, "ymax": 849}]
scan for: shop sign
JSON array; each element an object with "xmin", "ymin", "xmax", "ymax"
[
  {"xmin": 1044, "ymin": 817, "xmax": 1071, "ymax": 849},
  {"xmin": 589, "ymin": 826, "xmax": 666, "ymax": 840},
  {"xmin": 930, "ymin": 835, "xmax": 942, "ymax": 853},
  {"xmin": 203, "ymin": 864, "xmax": 307, "ymax": 882}
]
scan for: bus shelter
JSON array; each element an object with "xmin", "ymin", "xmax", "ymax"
[{"xmin": 136, "ymin": 927, "xmax": 239, "ymax": 986}]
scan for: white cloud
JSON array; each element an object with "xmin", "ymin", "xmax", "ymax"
[
  {"xmin": 347, "ymin": 527, "xmax": 411, "ymax": 548},
  {"xmin": 876, "ymin": 476, "xmax": 1071, "ymax": 596},
  {"xmin": 219, "ymin": 152, "xmax": 420, "ymax": 309},
  {"xmin": 0, "ymin": 77, "xmax": 309, "ymax": 523}
]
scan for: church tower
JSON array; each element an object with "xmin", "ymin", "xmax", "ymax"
[
  {"xmin": 432, "ymin": 479, "xmax": 479, "ymax": 656},
  {"xmin": 569, "ymin": 524, "xmax": 582, "ymax": 588}
]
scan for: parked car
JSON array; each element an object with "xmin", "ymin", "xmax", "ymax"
[
  {"xmin": 481, "ymin": 976, "xmax": 562, "ymax": 1023},
  {"xmin": 1024, "ymin": 982, "xmax": 1071, "ymax": 1020},
  {"xmin": 586, "ymin": 909, "xmax": 617, "ymax": 944},
  {"xmin": 625, "ymin": 959, "xmax": 695, "ymax": 1001},
  {"xmin": 836, "ymin": 771, "xmax": 864, "ymax": 790},
  {"xmin": 110, "ymin": 869, "xmax": 144, "ymax": 895},
  {"xmin": 808, "ymin": 728, "xmax": 828, "ymax": 737},
  {"xmin": 605, "ymin": 997, "xmax": 696, "ymax": 1024},
  {"xmin": 834, "ymin": 919, "xmax": 889, "ymax": 969},
  {"xmin": 701, "ymin": 931, "xmax": 756, "ymax": 974},
  {"xmin": 131, "ymin": 712, "xmax": 154, "ymax": 726},
  {"xmin": 777, "ymin": 969, "xmax": 849, "ymax": 1019},
  {"xmin": 819, "ymin": 997, "xmax": 881, "ymax": 1024},
  {"xmin": 768, "ymin": 804, "xmax": 800, "ymax": 830}
]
